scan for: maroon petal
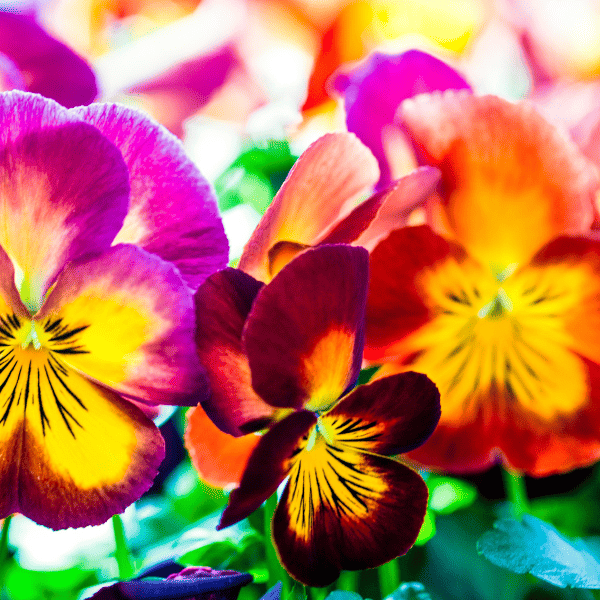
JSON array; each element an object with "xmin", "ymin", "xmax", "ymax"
[
  {"xmin": 244, "ymin": 245, "xmax": 368, "ymax": 412},
  {"xmin": 195, "ymin": 268, "xmax": 276, "ymax": 437},
  {"xmin": 0, "ymin": 13, "xmax": 97, "ymax": 107},
  {"xmin": 335, "ymin": 50, "xmax": 470, "ymax": 189},
  {"xmin": 218, "ymin": 410, "xmax": 318, "ymax": 529},
  {"xmin": 327, "ymin": 372, "xmax": 441, "ymax": 456},
  {"xmin": 273, "ymin": 451, "xmax": 428, "ymax": 587},
  {"xmin": 74, "ymin": 103, "xmax": 229, "ymax": 290}
]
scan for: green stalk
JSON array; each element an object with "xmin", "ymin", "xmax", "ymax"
[
  {"xmin": 378, "ymin": 558, "xmax": 401, "ymax": 599},
  {"xmin": 337, "ymin": 571, "xmax": 358, "ymax": 592},
  {"xmin": 112, "ymin": 514, "xmax": 134, "ymax": 580},
  {"xmin": 502, "ymin": 468, "xmax": 529, "ymax": 518},
  {"xmin": 264, "ymin": 493, "xmax": 290, "ymax": 596},
  {"xmin": 0, "ymin": 515, "xmax": 13, "ymax": 588}
]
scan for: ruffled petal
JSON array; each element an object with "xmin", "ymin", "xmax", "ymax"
[
  {"xmin": 325, "ymin": 372, "xmax": 440, "ymax": 456},
  {"xmin": 244, "ymin": 245, "xmax": 368, "ymax": 412},
  {"xmin": 0, "ymin": 91, "xmax": 130, "ymax": 312},
  {"xmin": 365, "ymin": 225, "xmax": 468, "ymax": 361},
  {"xmin": 335, "ymin": 50, "xmax": 470, "ymax": 189},
  {"xmin": 400, "ymin": 92, "xmax": 598, "ymax": 269},
  {"xmin": 218, "ymin": 410, "xmax": 318, "ymax": 529},
  {"xmin": 238, "ymin": 133, "xmax": 379, "ymax": 283},
  {"xmin": 185, "ymin": 404, "xmax": 260, "ymax": 489},
  {"xmin": 35, "ymin": 244, "xmax": 204, "ymax": 406},
  {"xmin": 0, "ymin": 359, "xmax": 163, "ymax": 529},
  {"xmin": 74, "ymin": 103, "xmax": 229, "ymax": 290},
  {"xmin": 195, "ymin": 268, "xmax": 275, "ymax": 437},
  {"xmin": 0, "ymin": 13, "xmax": 97, "ymax": 107},
  {"xmin": 273, "ymin": 442, "xmax": 427, "ymax": 586},
  {"xmin": 321, "ymin": 166, "xmax": 440, "ymax": 250}
]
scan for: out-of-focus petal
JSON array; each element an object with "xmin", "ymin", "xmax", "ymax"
[
  {"xmin": 238, "ymin": 133, "xmax": 378, "ymax": 283},
  {"xmin": 400, "ymin": 92, "xmax": 598, "ymax": 270},
  {"xmin": 185, "ymin": 404, "xmax": 260, "ymax": 489},
  {"xmin": 335, "ymin": 50, "xmax": 470, "ymax": 189},
  {"xmin": 321, "ymin": 166, "xmax": 440, "ymax": 250},
  {"xmin": 244, "ymin": 245, "xmax": 368, "ymax": 412},
  {"xmin": 365, "ymin": 225, "xmax": 467, "ymax": 361},
  {"xmin": 74, "ymin": 103, "xmax": 229, "ymax": 290},
  {"xmin": 218, "ymin": 410, "xmax": 318, "ymax": 529},
  {"xmin": 195, "ymin": 268, "xmax": 275, "ymax": 437},
  {"xmin": 0, "ymin": 368, "xmax": 163, "ymax": 529},
  {"xmin": 0, "ymin": 91, "xmax": 130, "ymax": 311},
  {"xmin": 0, "ymin": 52, "xmax": 25, "ymax": 91},
  {"xmin": 36, "ymin": 244, "xmax": 205, "ymax": 407},
  {"xmin": 273, "ymin": 444, "xmax": 427, "ymax": 587},
  {"xmin": 326, "ymin": 372, "xmax": 440, "ymax": 456},
  {"xmin": 0, "ymin": 13, "xmax": 97, "ymax": 107}
]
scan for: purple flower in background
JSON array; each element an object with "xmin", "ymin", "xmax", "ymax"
[
  {"xmin": 90, "ymin": 565, "xmax": 255, "ymax": 600},
  {"xmin": 334, "ymin": 50, "xmax": 470, "ymax": 189},
  {"xmin": 0, "ymin": 11, "xmax": 97, "ymax": 107},
  {"xmin": 0, "ymin": 90, "xmax": 228, "ymax": 530}
]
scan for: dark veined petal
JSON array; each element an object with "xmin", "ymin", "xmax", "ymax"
[
  {"xmin": 0, "ymin": 91, "xmax": 130, "ymax": 311},
  {"xmin": 273, "ymin": 429, "xmax": 428, "ymax": 587},
  {"xmin": 74, "ymin": 102, "xmax": 229, "ymax": 290},
  {"xmin": 36, "ymin": 244, "xmax": 205, "ymax": 407},
  {"xmin": 238, "ymin": 133, "xmax": 378, "ymax": 283},
  {"xmin": 218, "ymin": 410, "xmax": 318, "ymax": 530},
  {"xmin": 325, "ymin": 372, "xmax": 440, "ymax": 456},
  {"xmin": 0, "ymin": 351, "xmax": 163, "ymax": 529},
  {"xmin": 194, "ymin": 268, "xmax": 275, "ymax": 437},
  {"xmin": 244, "ymin": 245, "xmax": 368, "ymax": 412}
]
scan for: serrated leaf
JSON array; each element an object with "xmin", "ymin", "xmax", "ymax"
[
  {"xmin": 388, "ymin": 582, "xmax": 433, "ymax": 600},
  {"xmin": 477, "ymin": 514, "xmax": 600, "ymax": 588},
  {"xmin": 326, "ymin": 591, "xmax": 363, "ymax": 600}
]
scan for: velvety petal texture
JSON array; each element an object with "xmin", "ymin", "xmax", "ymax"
[
  {"xmin": 37, "ymin": 244, "xmax": 205, "ymax": 407},
  {"xmin": 400, "ymin": 92, "xmax": 598, "ymax": 270},
  {"xmin": 244, "ymin": 245, "xmax": 368, "ymax": 412},
  {"xmin": 238, "ymin": 133, "xmax": 379, "ymax": 283},
  {"xmin": 0, "ymin": 13, "xmax": 97, "ymax": 107},
  {"xmin": 0, "ymin": 92, "xmax": 130, "ymax": 311},
  {"xmin": 195, "ymin": 268, "xmax": 275, "ymax": 437},
  {"xmin": 335, "ymin": 50, "xmax": 470, "ymax": 189},
  {"xmin": 75, "ymin": 103, "xmax": 229, "ymax": 290}
]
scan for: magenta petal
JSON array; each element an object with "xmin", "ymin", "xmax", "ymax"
[
  {"xmin": 0, "ymin": 52, "xmax": 25, "ymax": 91},
  {"xmin": 74, "ymin": 103, "xmax": 229, "ymax": 290},
  {"xmin": 37, "ymin": 244, "xmax": 207, "ymax": 407},
  {"xmin": 0, "ymin": 13, "xmax": 97, "ymax": 107},
  {"xmin": 243, "ymin": 245, "xmax": 368, "ymax": 411},
  {"xmin": 335, "ymin": 50, "xmax": 470, "ymax": 189},
  {"xmin": 0, "ymin": 91, "xmax": 130, "ymax": 305}
]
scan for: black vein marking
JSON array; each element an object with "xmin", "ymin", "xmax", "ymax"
[{"xmin": 44, "ymin": 318, "xmax": 91, "ymax": 355}]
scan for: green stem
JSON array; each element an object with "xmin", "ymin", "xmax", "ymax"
[
  {"xmin": 378, "ymin": 558, "xmax": 401, "ymax": 599},
  {"xmin": 337, "ymin": 571, "xmax": 358, "ymax": 592},
  {"xmin": 0, "ymin": 515, "xmax": 13, "ymax": 588},
  {"xmin": 502, "ymin": 468, "xmax": 529, "ymax": 518},
  {"xmin": 264, "ymin": 494, "xmax": 289, "ymax": 596},
  {"xmin": 112, "ymin": 515, "xmax": 134, "ymax": 580}
]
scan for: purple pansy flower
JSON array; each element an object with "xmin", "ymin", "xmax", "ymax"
[
  {"xmin": 0, "ymin": 11, "xmax": 97, "ymax": 107},
  {"xmin": 0, "ymin": 90, "xmax": 228, "ymax": 530},
  {"xmin": 90, "ymin": 565, "xmax": 254, "ymax": 600}
]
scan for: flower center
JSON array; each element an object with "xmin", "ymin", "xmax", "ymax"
[{"xmin": 401, "ymin": 256, "xmax": 589, "ymax": 422}]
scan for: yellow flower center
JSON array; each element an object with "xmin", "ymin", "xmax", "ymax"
[{"xmin": 400, "ymin": 256, "xmax": 591, "ymax": 423}]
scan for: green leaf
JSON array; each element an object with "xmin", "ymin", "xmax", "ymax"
[
  {"xmin": 477, "ymin": 514, "xmax": 600, "ymax": 588},
  {"xmin": 414, "ymin": 509, "xmax": 436, "ymax": 546},
  {"xmin": 426, "ymin": 476, "xmax": 477, "ymax": 514},
  {"xmin": 388, "ymin": 582, "xmax": 433, "ymax": 600}
]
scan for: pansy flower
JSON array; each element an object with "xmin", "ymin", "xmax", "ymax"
[
  {"xmin": 363, "ymin": 90, "xmax": 600, "ymax": 476},
  {"xmin": 0, "ymin": 11, "xmax": 97, "ymax": 107},
  {"xmin": 188, "ymin": 244, "xmax": 441, "ymax": 586},
  {"xmin": 238, "ymin": 131, "xmax": 440, "ymax": 284},
  {"xmin": 0, "ymin": 90, "xmax": 228, "ymax": 529}
]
